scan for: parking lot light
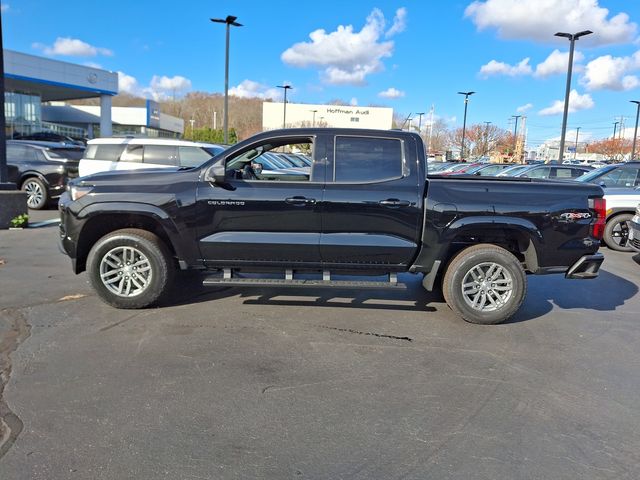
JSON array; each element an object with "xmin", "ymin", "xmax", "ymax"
[
  {"xmin": 457, "ymin": 91, "xmax": 475, "ymax": 161},
  {"xmin": 554, "ymin": 30, "xmax": 593, "ymax": 162},
  {"xmin": 277, "ymin": 85, "xmax": 292, "ymax": 128},
  {"xmin": 211, "ymin": 15, "xmax": 243, "ymax": 144},
  {"xmin": 631, "ymin": 101, "xmax": 640, "ymax": 161}
]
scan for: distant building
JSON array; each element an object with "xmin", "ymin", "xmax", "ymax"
[
  {"xmin": 43, "ymin": 100, "xmax": 184, "ymax": 138},
  {"xmin": 4, "ymin": 49, "xmax": 117, "ymax": 138},
  {"xmin": 263, "ymin": 102, "xmax": 393, "ymax": 130}
]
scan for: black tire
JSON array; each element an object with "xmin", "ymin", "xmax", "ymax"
[
  {"xmin": 21, "ymin": 177, "xmax": 48, "ymax": 210},
  {"xmin": 442, "ymin": 244, "xmax": 526, "ymax": 325},
  {"xmin": 603, "ymin": 214, "xmax": 634, "ymax": 252},
  {"xmin": 87, "ymin": 228, "xmax": 175, "ymax": 309}
]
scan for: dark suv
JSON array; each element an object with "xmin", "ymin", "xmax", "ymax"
[{"xmin": 6, "ymin": 140, "xmax": 84, "ymax": 209}]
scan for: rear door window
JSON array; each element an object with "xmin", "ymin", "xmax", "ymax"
[
  {"xmin": 600, "ymin": 168, "xmax": 638, "ymax": 187},
  {"xmin": 525, "ymin": 167, "xmax": 550, "ymax": 178},
  {"xmin": 144, "ymin": 145, "xmax": 179, "ymax": 166},
  {"xmin": 334, "ymin": 136, "xmax": 403, "ymax": 183},
  {"xmin": 120, "ymin": 145, "xmax": 143, "ymax": 163},
  {"xmin": 93, "ymin": 144, "xmax": 126, "ymax": 162}
]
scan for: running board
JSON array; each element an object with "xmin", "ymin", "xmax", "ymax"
[{"xmin": 202, "ymin": 270, "xmax": 405, "ymax": 290}]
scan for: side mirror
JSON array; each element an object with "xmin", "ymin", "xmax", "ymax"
[{"xmin": 205, "ymin": 160, "xmax": 226, "ymax": 184}]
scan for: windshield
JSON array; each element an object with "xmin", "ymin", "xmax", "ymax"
[
  {"xmin": 204, "ymin": 145, "xmax": 226, "ymax": 156},
  {"xmin": 47, "ymin": 147, "xmax": 85, "ymax": 160},
  {"xmin": 576, "ymin": 165, "xmax": 615, "ymax": 182}
]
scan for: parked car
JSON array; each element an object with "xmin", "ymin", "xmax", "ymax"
[
  {"xmin": 601, "ymin": 187, "xmax": 640, "ymax": 251},
  {"xmin": 576, "ymin": 162, "xmax": 640, "ymax": 188},
  {"xmin": 13, "ymin": 131, "xmax": 84, "ymax": 146},
  {"xmin": 436, "ymin": 162, "xmax": 481, "ymax": 175},
  {"xmin": 79, "ymin": 138, "xmax": 226, "ymax": 177},
  {"xmin": 497, "ymin": 164, "xmax": 535, "ymax": 177},
  {"xmin": 628, "ymin": 203, "xmax": 640, "ymax": 253},
  {"xmin": 510, "ymin": 164, "xmax": 592, "ymax": 180},
  {"xmin": 427, "ymin": 162, "xmax": 455, "ymax": 173},
  {"xmin": 60, "ymin": 128, "xmax": 605, "ymax": 325},
  {"xmin": 6, "ymin": 140, "xmax": 84, "ymax": 209},
  {"xmin": 462, "ymin": 163, "xmax": 514, "ymax": 176}
]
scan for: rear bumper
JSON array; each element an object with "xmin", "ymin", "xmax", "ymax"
[
  {"xmin": 628, "ymin": 215, "xmax": 640, "ymax": 253},
  {"xmin": 565, "ymin": 253, "xmax": 604, "ymax": 279}
]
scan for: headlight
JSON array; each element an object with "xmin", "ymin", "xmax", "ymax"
[{"xmin": 68, "ymin": 185, "xmax": 93, "ymax": 201}]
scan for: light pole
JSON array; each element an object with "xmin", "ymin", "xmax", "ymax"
[
  {"xmin": 554, "ymin": 30, "xmax": 593, "ymax": 162},
  {"xmin": 484, "ymin": 121, "xmax": 492, "ymax": 157},
  {"xmin": 277, "ymin": 85, "xmax": 292, "ymax": 128},
  {"xmin": 458, "ymin": 91, "xmax": 475, "ymax": 161},
  {"xmin": 416, "ymin": 112, "xmax": 425, "ymax": 134},
  {"xmin": 631, "ymin": 101, "xmax": 640, "ymax": 161},
  {"xmin": 574, "ymin": 126, "xmax": 581, "ymax": 160},
  {"xmin": 512, "ymin": 115, "xmax": 522, "ymax": 160},
  {"xmin": 310, "ymin": 109, "xmax": 317, "ymax": 127},
  {"xmin": 211, "ymin": 15, "xmax": 242, "ymax": 144},
  {"xmin": 613, "ymin": 121, "xmax": 620, "ymax": 139}
]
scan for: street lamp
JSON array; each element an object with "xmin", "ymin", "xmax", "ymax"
[
  {"xmin": 277, "ymin": 85, "xmax": 292, "ymax": 128},
  {"xmin": 574, "ymin": 126, "xmax": 581, "ymax": 160},
  {"xmin": 310, "ymin": 109, "xmax": 317, "ymax": 127},
  {"xmin": 512, "ymin": 115, "xmax": 522, "ymax": 161},
  {"xmin": 211, "ymin": 15, "xmax": 242, "ymax": 144},
  {"xmin": 416, "ymin": 112, "xmax": 425, "ymax": 133},
  {"xmin": 631, "ymin": 101, "xmax": 640, "ymax": 161},
  {"xmin": 613, "ymin": 121, "xmax": 620, "ymax": 139},
  {"xmin": 554, "ymin": 30, "xmax": 593, "ymax": 162},
  {"xmin": 458, "ymin": 91, "xmax": 475, "ymax": 161}
]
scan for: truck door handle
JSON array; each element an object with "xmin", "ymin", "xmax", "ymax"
[
  {"xmin": 285, "ymin": 196, "xmax": 316, "ymax": 205},
  {"xmin": 379, "ymin": 199, "xmax": 411, "ymax": 207}
]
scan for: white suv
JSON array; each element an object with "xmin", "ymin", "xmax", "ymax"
[{"xmin": 79, "ymin": 137, "xmax": 226, "ymax": 177}]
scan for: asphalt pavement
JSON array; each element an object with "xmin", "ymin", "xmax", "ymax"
[{"xmin": 1, "ymin": 209, "xmax": 639, "ymax": 479}]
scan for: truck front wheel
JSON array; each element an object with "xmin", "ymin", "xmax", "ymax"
[
  {"xmin": 442, "ymin": 244, "xmax": 526, "ymax": 325},
  {"xmin": 87, "ymin": 228, "xmax": 175, "ymax": 309}
]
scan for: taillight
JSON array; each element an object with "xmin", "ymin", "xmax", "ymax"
[{"xmin": 589, "ymin": 197, "xmax": 606, "ymax": 240}]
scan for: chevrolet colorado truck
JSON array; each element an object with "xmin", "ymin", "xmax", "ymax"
[{"xmin": 59, "ymin": 128, "xmax": 606, "ymax": 324}]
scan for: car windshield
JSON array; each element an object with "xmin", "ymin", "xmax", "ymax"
[
  {"xmin": 47, "ymin": 147, "xmax": 85, "ymax": 160},
  {"xmin": 204, "ymin": 145, "xmax": 225, "ymax": 156},
  {"xmin": 576, "ymin": 165, "xmax": 616, "ymax": 182}
]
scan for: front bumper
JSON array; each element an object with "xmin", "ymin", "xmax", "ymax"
[
  {"xmin": 565, "ymin": 253, "xmax": 604, "ymax": 279},
  {"xmin": 628, "ymin": 215, "xmax": 640, "ymax": 253}
]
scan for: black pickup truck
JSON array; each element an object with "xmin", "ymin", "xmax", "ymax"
[{"xmin": 59, "ymin": 128, "xmax": 606, "ymax": 324}]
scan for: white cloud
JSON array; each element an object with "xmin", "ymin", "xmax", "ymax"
[
  {"xmin": 117, "ymin": 71, "xmax": 140, "ymax": 95},
  {"xmin": 479, "ymin": 58, "xmax": 532, "ymax": 77},
  {"xmin": 228, "ymin": 79, "xmax": 281, "ymax": 100},
  {"xmin": 517, "ymin": 103, "xmax": 533, "ymax": 113},
  {"xmin": 281, "ymin": 8, "xmax": 400, "ymax": 86},
  {"xmin": 580, "ymin": 51, "xmax": 640, "ymax": 90},
  {"xmin": 465, "ymin": 0, "xmax": 637, "ymax": 46},
  {"xmin": 378, "ymin": 87, "xmax": 405, "ymax": 98},
  {"xmin": 33, "ymin": 37, "xmax": 113, "ymax": 57},
  {"xmin": 538, "ymin": 89, "xmax": 594, "ymax": 116},
  {"xmin": 117, "ymin": 71, "xmax": 193, "ymax": 100},
  {"xmin": 386, "ymin": 7, "xmax": 407, "ymax": 37},
  {"xmin": 535, "ymin": 49, "xmax": 584, "ymax": 77}
]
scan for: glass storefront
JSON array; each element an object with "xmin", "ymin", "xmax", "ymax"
[{"xmin": 4, "ymin": 91, "xmax": 42, "ymax": 136}]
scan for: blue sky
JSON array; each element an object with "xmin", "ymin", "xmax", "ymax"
[{"xmin": 2, "ymin": 0, "xmax": 640, "ymax": 147}]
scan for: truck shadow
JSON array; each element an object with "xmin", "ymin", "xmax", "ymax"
[
  {"xmin": 166, "ymin": 269, "xmax": 637, "ymax": 322},
  {"xmin": 165, "ymin": 272, "xmax": 438, "ymax": 313},
  {"xmin": 508, "ymin": 270, "xmax": 638, "ymax": 323}
]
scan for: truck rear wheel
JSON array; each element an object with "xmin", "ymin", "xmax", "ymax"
[
  {"xmin": 87, "ymin": 228, "xmax": 174, "ymax": 309},
  {"xmin": 442, "ymin": 244, "xmax": 526, "ymax": 325}
]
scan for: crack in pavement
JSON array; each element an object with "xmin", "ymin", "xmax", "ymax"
[
  {"xmin": 0, "ymin": 308, "xmax": 32, "ymax": 459},
  {"xmin": 317, "ymin": 325, "xmax": 413, "ymax": 342}
]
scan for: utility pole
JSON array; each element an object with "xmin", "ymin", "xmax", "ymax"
[
  {"xmin": 574, "ymin": 127, "xmax": 581, "ymax": 160},
  {"xmin": 618, "ymin": 116, "xmax": 626, "ymax": 139},
  {"xmin": 554, "ymin": 30, "xmax": 593, "ymax": 162},
  {"xmin": 483, "ymin": 121, "xmax": 492, "ymax": 157},
  {"xmin": 416, "ymin": 112, "xmax": 425, "ymax": 134},
  {"xmin": 427, "ymin": 105, "xmax": 435, "ymax": 155},
  {"xmin": 277, "ymin": 85, "xmax": 292, "ymax": 128},
  {"xmin": 400, "ymin": 113, "xmax": 412, "ymax": 130},
  {"xmin": 211, "ymin": 15, "xmax": 243, "ymax": 144},
  {"xmin": 310, "ymin": 109, "xmax": 317, "ymax": 127},
  {"xmin": 458, "ymin": 91, "xmax": 475, "ymax": 161}
]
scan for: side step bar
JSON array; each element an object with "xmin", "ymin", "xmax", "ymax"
[{"xmin": 202, "ymin": 269, "xmax": 406, "ymax": 290}]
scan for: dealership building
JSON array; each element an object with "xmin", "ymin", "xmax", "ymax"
[
  {"xmin": 263, "ymin": 102, "xmax": 393, "ymax": 130},
  {"xmin": 3, "ymin": 49, "xmax": 183, "ymax": 139}
]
